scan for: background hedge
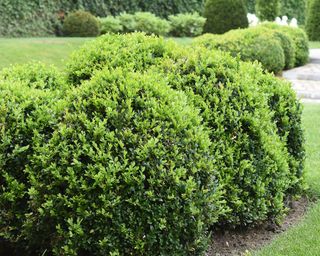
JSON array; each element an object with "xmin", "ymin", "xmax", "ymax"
[
  {"xmin": 246, "ymin": 0, "xmax": 307, "ymax": 24},
  {"xmin": 0, "ymin": 0, "xmax": 204, "ymax": 37}
]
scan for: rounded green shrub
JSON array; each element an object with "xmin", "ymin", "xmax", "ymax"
[
  {"xmin": 260, "ymin": 23, "xmax": 309, "ymax": 66},
  {"xmin": 66, "ymin": 33, "xmax": 303, "ymax": 225},
  {"xmin": 168, "ymin": 12, "xmax": 206, "ymax": 37},
  {"xmin": 0, "ymin": 69, "xmax": 222, "ymax": 255},
  {"xmin": 62, "ymin": 10, "xmax": 100, "ymax": 37},
  {"xmin": 203, "ymin": 0, "xmax": 249, "ymax": 34},
  {"xmin": 193, "ymin": 28, "xmax": 286, "ymax": 73},
  {"xmin": 271, "ymin": 29, "xmax": 296, "ymax": 69},
  {"xmin": 253, "ymin": 71, "xmax": 306, "ymax": 194},
  {"xmin": 256, "ymin": 0, "xmax": 281, "ymax": 21},
  {"xmin": 155, "ymin": 47, "xmax": 292, "ymax": 225},
  {"xmin": 306, "ymin": 0, "xmax": 320, "ymax": 41},
  {"xmin": 99, "ymin": 16, "xmax": 123, "ymax": 34}
]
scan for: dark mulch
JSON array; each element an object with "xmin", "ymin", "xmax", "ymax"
[{"xmin": 206, "ymin": 196, "xmax": 310, "ymax": 256}]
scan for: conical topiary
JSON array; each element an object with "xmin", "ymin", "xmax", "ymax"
[{"xmin": 203, "ymin": 0, "xmax": 249, "ymax": 34}]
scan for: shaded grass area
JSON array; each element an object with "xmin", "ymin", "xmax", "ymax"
[
  {"xmin": 256, "ymin": 103, "xmax": 320, "ymax": 256},
  {"xmin": 309, "ymin": 41, "xmax": 320, "ymax": 49},
  {"xmin": 0, "ymin": 37, "xmax": 91, "ymax": 70}
]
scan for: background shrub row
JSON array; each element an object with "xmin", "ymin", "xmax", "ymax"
[
  {"xmin": 194, "ymin": 24, "xmax": 309, "ymax": 73},
  {"xmin": 0, "ymin": 33, "xmax": 305, "ymax": 255},
  {"xmin": 0, "ymin": 0, "xmax": 309, "ymax": 37},
  {"xmin": 98, "ymin": 12, "xmax": 206, "ymax": 37},
  {"xmin": 0, "ymin": 0, "xmax": 204, "ymax": 37}
]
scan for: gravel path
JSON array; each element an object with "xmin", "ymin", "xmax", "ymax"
[{"xmin": 283, "ymin": 49, "xmax": 320, "ymax": 102}]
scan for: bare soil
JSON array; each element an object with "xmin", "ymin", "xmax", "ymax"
[{"xmin": 206, "ymin": 197, "xmax": 310, "ymax": 256}]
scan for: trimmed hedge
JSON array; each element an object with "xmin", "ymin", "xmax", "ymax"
[
  {"xmin": 203, "ymin": 0, "xmax": 249, "ymax": 34},
  {"xmin": 0, "ymin": 33, "xmax": 305, "ymax": 254},
  {"xmin": 0, "ymin": 68, "xmax": 221, "ymax": 255},
  {"xmin": 260, "ymin": 23, "xmax": 309, "ymax": 66},
  {"xmin": 66, "ymin": 33, "xmax": 304, "ymax": 224},
  {"xmin": 194, "ymin": 24, "xmax": 308, "ymax": 72},
  {"xmin": 0, "ymin": 0, "xmax": 204, "ymax": 37},
  {"xmin": 193, "ymin": 27, "xmax": 286, "ymax": 73}
]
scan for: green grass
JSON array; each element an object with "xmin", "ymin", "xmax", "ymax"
[
  {"xmin": 309, "ymin": 41, "xmax": 320, "ymax": 49},
  {"xmin": 0, "ymin": 37, "xmax": 91, "ymax": 70},
  {"xmin": 256, "ymin": 103, "xmax": 320, "ymax": 256}
]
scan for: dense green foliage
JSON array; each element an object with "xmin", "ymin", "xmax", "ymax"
[
  {"xmin": 261, "ymin": 23, "xmax": 309, "ymax": 66},
  {"xmin": 0, "ymin": 66, "xmax": 221, "ymax": 255},
  {"xmin": 194, "ymin": 28, "xmax": 286, "ymax": 73},
  {"xmin": 99, "ymin": 16, "xmax": 123, "ymax": 34},
  {"xmin": 169, "ymin": 13, "xmax": 206, "ymax": 37},
  {"xmin": 306, "ymin": 0, "xmax": 320, "ymax": 41},
  {"xmin": 246, "ymin": 0, "xmax": 307, "ymax": 24},
  {"xmin": 0, "ymin": 0, "xmax": 204, "ymax": 37},
  {"xmin": 281, "ymin": 0, "xmax": 307, "ymax": 24},
  {"xmin": 0, "ymin": 34, "xmax": 305, "ymax": 254},
  {"xmin": 194, "ymin": 24, "xmax": 308, "ymax": 72},
  {"xmin": 62, "ymin": 10, "xmax": 100, "ymax": 37},
  {"xmin": 246, "ymin": 0, "xmax": 256, "ymax": 12},
  {"xmin": 256, "ymin": 0, "xmax": 281, "ymax": 21},
  {"xmin": 99, "ymin": 12, "xmax": 205, "ymax": 37},
  {"xmin": 124, "ymin": 12, "xmax": 171, "ymax": 36},
  {"xmin": 203, "ymin": 0, "xmax": 248, "ymax": 34},
  {"xmin": 66, "ymin": 33, "xmax": 304, "ymax": 222}
]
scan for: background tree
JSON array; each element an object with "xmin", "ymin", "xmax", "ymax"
[
  {"xmin": 256, "ymin": 0, "xmax": 280, "ymax": 21},
  {"xmin": 306, "ymin": 0, "xmax": 320, "ymax": 40},
  {"xmin": 204, "ymin": 0, "xmax": 248, "ymax": 34}
]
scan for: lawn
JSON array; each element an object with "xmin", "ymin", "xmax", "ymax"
[
  {"xmin": 256, "ymin": 103, "xmax": 320, "ymax": 256},
  {"xmin": 0, "ymin": 37, "xmax": 91, "ymax": 70}
]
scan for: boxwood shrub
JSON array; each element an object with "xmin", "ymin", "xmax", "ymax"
[
  {"xmin": 1, "ymin": 33, "xmax": 305, "ymax": 255},
  {"xmin": 260, "ymin": 23, "xmax": 309, "ymax": 66},
  {"xmin": 193, "ymin": 28, "xmax": 286, "ymax": 73},
  {"xmin": 66, "ymin": 33, "xmax": 304, "ymax": 225},
  {"xmin": 0, "ymin": 67, "xmax": 223, "ymax": 255}
]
